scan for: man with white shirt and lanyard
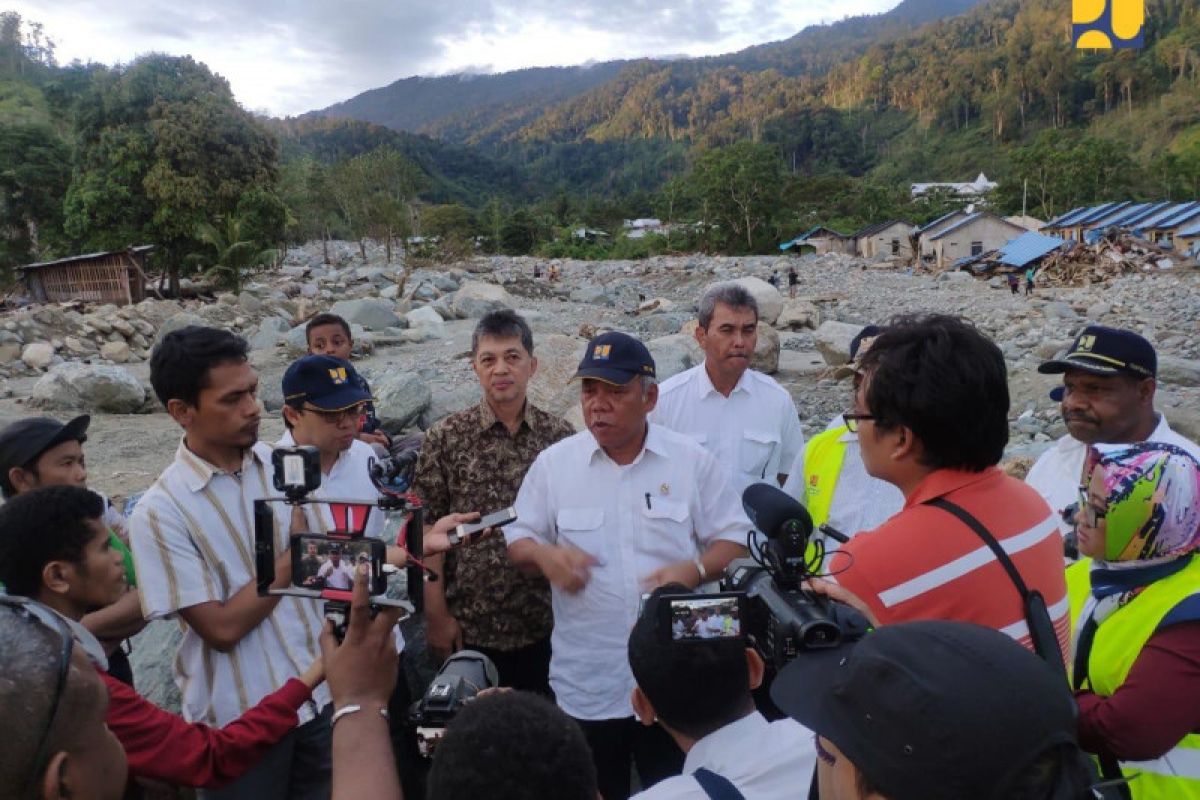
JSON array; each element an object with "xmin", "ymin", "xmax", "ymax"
[
  {"xmin": 650, "ymin": 283, "xmax": 804, "ymax": 495},
  {"xmin": 628, "ymin": 586, "xmax": 815, "ymax": 800},
  {"xmin": 505, "ymin": 331, "xmax": 752, "ymax": 800},
  {"xmin": 1025, "ymin": 324, "xmax": 1200, "ymax": 544}
]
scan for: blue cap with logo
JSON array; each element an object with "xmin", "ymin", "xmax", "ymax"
[
  {"xmin": 1039, "ymin": 325, "xmax": 1156, "ymax": 402},
  {"xmin": 572, "ymin": 331, "xmax": 656, "ymax": 386},
  {"xmin": 282, "ymin": 355, "xmax": 371, "ymax": 411}
]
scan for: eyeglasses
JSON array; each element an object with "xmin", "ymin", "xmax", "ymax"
[
  {"xmin": 1077, "ymin": 487, "xmax": 1107, "ymax": 528},
  {"xmin": 842, "ymin": 412, "xmax": 878, "ymax": 433},
  {"xmin": 0, "ymin": 596, "xmax": 74, "ymax": 795},
  {"xmin": 302, "ymin": 404, "xmax": 366, "ymax": 425}
]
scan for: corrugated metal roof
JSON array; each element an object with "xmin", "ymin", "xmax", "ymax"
[
  {"xmin": 853, "ymin": 219, "xmax": 911, "ymax": 239},
  {"xmin": 1134, "ymin": 202, "xmax": 1192, "ymax": 230},
  {"xmin": 997, "ymin": 232, "xmax": 1067, "ymax": 268},
  {"xmin": 18, "ymin": 246, "xmax": 154, "ymax": 272},
  {"xmin": 1144, "ymin": 201, "xmax": 1200, "ymax": 229},
  {"xmin": 1044, "ymin": 207, "xmax": 1085, "ymax": 228},
  {"xmin": 1113, "ymin": 201, "xmax": 1172, "ymax": 228},
  {"xmin": 929, "ymin": 212, "xmax": 1024, "ymax": 241},
  {"xmin": 1089, "ymin": 202, "xmax": 1151, "ymax": 228},
  {"xmin": 1074, "ymin": 202, "xmax": 1127, "ymax": 225},
  {"xmin": 1176, "ymin": 219, "xmax": 1200, "ymax": 238},
  {"xmin": 916, "ymin": 210, "xmax": 964, "ymax": 235},
  {"xmin": 1048, "ymin": 205, "xmax": 1101, "ymax": 228}
]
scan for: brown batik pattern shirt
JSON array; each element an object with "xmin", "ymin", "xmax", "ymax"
[{"xmin": 411, "ymin": 399, "xmax": 575, "ymax": 650}]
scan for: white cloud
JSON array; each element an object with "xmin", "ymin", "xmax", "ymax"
[{"xmin": 9, "ymin": 0, "xmax": 897, "ymax": 116}]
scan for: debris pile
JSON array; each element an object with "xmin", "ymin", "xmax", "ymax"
[{"xmin": 1037, "ymin": 233, "xmax": 1191, "ymax": 287}]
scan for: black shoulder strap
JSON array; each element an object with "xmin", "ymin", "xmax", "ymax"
[
  {"xmin": 693, "ymin": 768, "xmax": 746, "ymax": 800},
  {"xmin": 925, "ymin": 497, "xmax": 1065, "ymax": 675},
  {"xmin": 927, "ymin": 497, "xmax": 1033, "ymax": 597}
]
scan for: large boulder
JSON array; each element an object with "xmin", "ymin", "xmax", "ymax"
[
  {"xmin": 21, "ymin": 341, "xmax": 55, "ymax": 369},
  {"xmin": 1158, "ymin": 355, "xmax": 1200, "ymax": 388},
  {"xmin": 329, "ymin": 298, "xmax": 402, "ymax": 332},
  {"xmin": 422, "ymin": 383, "xmax": 482, "ymax": 428},
  {"xmin": 570, "ymin": 285, "xmax": 611, "ymax": 306},
  {"xmin": 704, "ymin": 276, "xmax": 784, "ymax": 325},
  {"xmin": 31, "ymin": 363, "xmax": 146, "ymax": 413},
  {"xmin": 646, "ymin": 334, "xmax": 698, "ymax": 382},
  {"xmin": 405, "ymin": 306, "xmax": 445, "ymax": 334},
  {"xmin": 248, "ymin": 317, "xmax": 291, "ymax": 351},
  {"xmin": 373, "ymin": 372, "xmax": 432, "ymax": 431},
  {"xmin": 527, "ymin": 334, "xmax": 588, "ymax": 418},
  {"xmin": 814, "ymin": 321, "xmax": 865, "ymax": 366},
  {"xmin": 776, "ymin": 299, "xmax": 821, "ymax": 331},
  {"xmin": 451, "ymin": 282, "xmax": 515, "ymax": 318},
  {"xmin": 129, "ymin": 621, "xmax": 183, "ymax": 713},
  {"xmin": 153, "ymin": 312, "xmax": 207, "ymax": 346}
]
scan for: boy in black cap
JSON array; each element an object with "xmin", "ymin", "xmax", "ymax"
[
  {"xmin": 771, "ymin": 620, "xmax": 1094, "ymax": 800},
  {"xmin": 0, "ymin": 414, "xmax": 144, "ymax": 685},
  {"xmin": 1026, "ymin": 324, "xmax": 1200, "ymax": 540}
]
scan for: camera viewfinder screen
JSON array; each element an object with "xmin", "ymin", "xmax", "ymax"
[
  {"xmin": 670, "ymin": 597, "xmax": 741, "ymax": 640},
  {"xmin": 295, "ymin": 537, "xmax": 377, "ymax": 591}
]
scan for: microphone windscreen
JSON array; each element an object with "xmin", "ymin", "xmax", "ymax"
[{"xmin": 741, "ymin": 483, "xmax": 813, "ymax": 541}]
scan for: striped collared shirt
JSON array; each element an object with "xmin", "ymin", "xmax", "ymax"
[{"xmin": 130, "ymin": 440, "xmax": 329, "ymax": 726}]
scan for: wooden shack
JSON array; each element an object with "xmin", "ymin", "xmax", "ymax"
[{"xmin": 19, "ymin": 246, "xmax": 152, "ymax": 306}]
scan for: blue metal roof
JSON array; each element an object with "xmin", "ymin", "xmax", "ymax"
[
  {"xmin": 1044, "ymin": 207, "xmax": 1085, "ymax": 228},
  {"xmin": 1145, "ymin": 201, "xmax": 1200, "ymax": 229},
  {"xmin": 1114, "ymin": 201, "xmax": 1172, "ymax": 228},
  {"xmin": 1089, "ymin": 202, "xmax": 1151, "ymax": 228},
  {"xmin": 1176, "ymin": 219, "xmax": 1200, "ymax": 238},
  {"xmin": 997, "ymin": 232, "xmax": 1067, "ymax": 268},
  {"xmin": 1075, "ymin": 202, "xmax": 1128, "ymax": 225},
  {"xmin": 1049, "ymin": 205, "xmax": 1104, "ymax": 228},
  {"xmin": 1134, "ymin": 202, "xmax": 1193, "ymax": 230}
]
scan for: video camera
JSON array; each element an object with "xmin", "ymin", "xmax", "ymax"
[
  {"xmin": 253, "ymin": 445, "xmax": 428, "ymax": 639},
  {"xmin": 656, "ymin": 483, "xmax": 870, "ymax": 672},
  {"xmin": 408, "ymin": 649, "xmax": 499, "ymax": 758}
]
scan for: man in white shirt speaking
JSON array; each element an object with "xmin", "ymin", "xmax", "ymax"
[
  {"xmin": 651, "ymin": 283, "xmax": 804, "ymax": 495},
  {"xmin": 628, "ymin": 586, "xmax": 815, "ymax": 800},
  {"xmin": 505, "ymin": 331, "xmax": 752, "ymax": 800},
  {"xmin": 1025, "ymin": 325, "xmax": 1200, "ymax": 541}
]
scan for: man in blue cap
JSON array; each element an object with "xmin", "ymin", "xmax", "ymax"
[
  {"xmin": 1026, "ymin": 324, "xmax": 1200, "ymax": 540},
  {"xmin": 504, "ymin": 331, "xmax": 752, "ymax": 800}
]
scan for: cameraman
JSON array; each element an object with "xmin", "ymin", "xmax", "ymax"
[
  {"xmin": 819, "ymin": 315, "xmax": 1069, "ymax": 655},
  {"xmin": 627, "ymin": 586, "xmax": 814, "ymax": 799}
]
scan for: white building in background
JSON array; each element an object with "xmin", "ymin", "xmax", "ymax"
[
  {"xmin": 623, "ymin": 218, "xmax": 665, "ymax": 239},
  {"xmin": 910, "ymin": 173, "xmax": 998, "ymax": 200}
]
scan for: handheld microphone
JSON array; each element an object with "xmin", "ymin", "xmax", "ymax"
[{"xmin": 742, "ymin": 483, "xmax": 814, "ymax": 541}]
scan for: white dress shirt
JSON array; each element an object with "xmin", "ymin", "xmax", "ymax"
[
  {"xmin": 651, "ymin": 364, "xmax": 805, "ymax": 496},
  {"xmin": 633, "ymin": 712, "xmax": 816, "ymax": 800},
  {"xmin": 505, "ymin": 424, "xmax": 753, "ymax": 720},
  {"xmin": 130, "ymin": 441, "xmax": 329, "ymax": 727},
  {"xmin": 781, "ymin": 429, "xmax": 905, "ymax": 540},
  {"xmin": 1025, "ymin": 414, "xmax": 1200, "ymax": 537}
]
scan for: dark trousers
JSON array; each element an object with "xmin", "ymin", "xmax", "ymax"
[
  {"xmin": 198, "ymin": 704, "xmax": 331, "ymax": 800},
  {"xmin": 463, "ymin": 636, "xmax": 552, "ymax": 695},
  {"xmin": 107, "ymin": 646, "xmax": 135, "ymax": 688},
  {"xmin": 388, "ymin": 653, "xmax": 426, "ymax": 800},
  {"xmin": 574, "ymin": 716, "xmax": 684, "ymax": 800}
]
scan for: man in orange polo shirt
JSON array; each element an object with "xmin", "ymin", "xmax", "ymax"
[{"xmin": 821, "ymin": 315, "xmax": 1070, "ymax": 657}]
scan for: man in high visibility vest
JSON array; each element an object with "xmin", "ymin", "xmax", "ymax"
[{"xmin": 781, "ymin": 326, "xmax": 903, "ymax": 553}]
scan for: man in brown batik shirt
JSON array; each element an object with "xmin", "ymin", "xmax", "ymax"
[{"xmin": 411, "ymin": 310, "xmax": 574, "ymax": 693}]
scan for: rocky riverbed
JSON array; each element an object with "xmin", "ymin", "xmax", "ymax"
[{"xmin": 5, "ymin": 241, "xmax": 1199, "ymax": 708}]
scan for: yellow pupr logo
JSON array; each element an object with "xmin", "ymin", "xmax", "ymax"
[{"xmin": 1074, "ymin": 0, "xmax": 1144, "ymax": 49}]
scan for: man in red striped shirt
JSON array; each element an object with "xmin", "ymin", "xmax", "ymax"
[{"xmin": 823, "ymin": 315, "xmax": 1070, "ymax": 657}]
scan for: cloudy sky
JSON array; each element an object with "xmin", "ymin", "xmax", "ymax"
[{"xmin": 12, "ymin": 0, "xmax": 898, "ymax": 117}]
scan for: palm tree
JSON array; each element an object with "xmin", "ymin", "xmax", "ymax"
[{"xmin": 187, "ymin": 214, "xmax": 278, "ymax": 295}]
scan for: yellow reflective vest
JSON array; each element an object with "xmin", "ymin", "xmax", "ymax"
[
  {"xmin": 801, "ymin": 426, "xmax": 850, "ymax": 529},
  {"xmin": 1067, "ymin": 556, "xmax": 1200, "ymax": 799}
]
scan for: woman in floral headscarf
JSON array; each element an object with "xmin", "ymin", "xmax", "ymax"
[{"xmin": 1067, "ymin": 441, "xmax": 1200, "ymax": 799}]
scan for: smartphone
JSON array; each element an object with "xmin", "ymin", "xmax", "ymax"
[
  {"xmin": 291, "ymin": 533, "xmax": 386, "ymax": 597},
  {"xmin": 452, "ymin": 507, "xmax": 517, "ymax": 543},
  {"xmin": 659, "ymin": 591, "xmax": 746, "ymax": 643}
]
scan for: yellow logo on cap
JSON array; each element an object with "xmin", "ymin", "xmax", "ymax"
[
  {"xmin": 1077, "ymin": 335, "xmax": 1096, "ymax": 352},
  {"xmin": 593, "ymin": 344, "xmax": 612, "ymax": 360},
  {"xmin": 329, "ymin": 367, "xmax": 348, "ymax": 384}
]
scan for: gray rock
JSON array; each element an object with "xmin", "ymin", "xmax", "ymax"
[
  {"xmin": 813, "ymin": 321, "xmax": 865, "ymax": 366},
  {"xmin": 569, "ymin": 285, "xmax": 610, "ymax": 305},
  {"xmin": 432, "ymin": 273, "xmax": 460, "ymax": 293},
  {"xmin": 101, "ymin": 341, "xmax": 132, "ymax": 363},
  {"xmin": 646, "ymin": 334, "xmax": 698, "ymax": 382},
  {"xmin": 776, "ymin": 299, "xmax": 820, "ymax": 331},
  {"xmin": 753, "ymin": 324, "xmax": 781, "ymax": 375},
  {"xmin": 248, "ymin": 325, "xmax": 284, "ymax": 352},
  {"xmin": 706, "ymin": 276, "xmax": 783, "ymax": 325},
  {"xmin": 331, "ymin": 298, "xmax": 403, "ymax": 332},
  {"xmin": 1158, "ymin": 355, "xmax": 1200, "ymax": 387},
  {"xmin": 32, "ymin": 363, "xmax": 146, "ymax": 413},
  {"xmin": 238, "ymin": 292, "xmax": 263, "ymax": 313},
  {"xmin": 373, "ymin": 372, "xmax": 433, "ymax": 431},
  {"xmin": 423, "ymin": 383, "xmax": 482, "ymax": 427},
  {"xmin": 452, "ymin": 282, "xmax": 515, "ymax": 318},
  {"xmin": 0, "ymin": 342, "xmax": 21, "ymax": 363},
  {"xmin": 1044, "ymin": 302, "xmax": 1079, "ymax": 320},
  {"xmin": 405, "ymin": 306, "xmax": 445, "ymax": 330},
  {"xmin": 129, "ymin": 621, "xmax": 184, "ymax": 713},
  {"xmin": 527, "ymin": 334, "xmax": 589, "ymax": 418},
  {"xmin": 380, "ymin": 284, "xmax": 401, "ymax": 300},
  {"xmin": 21, "ymin": 342, "xmax": 55, "ymax": 369},
  {"xmin": 153, "ymin": 312, "xmax": 208, "ymax": 346},
  {"xmin": 285, "ymin": 325, "xmax": 310, "ymax": 356}
]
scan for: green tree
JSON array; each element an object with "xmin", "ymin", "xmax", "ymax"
[
  {"xmin": 187, "ymin": 213, "xmax": 278, "ymax": 294},
  {"xmin": 0, "ymin": 122, "xmax": 70, "ymax": 267},
  {"xmin": 682, "ymin": 141, "xmax": 785, "ymax": 251}
]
